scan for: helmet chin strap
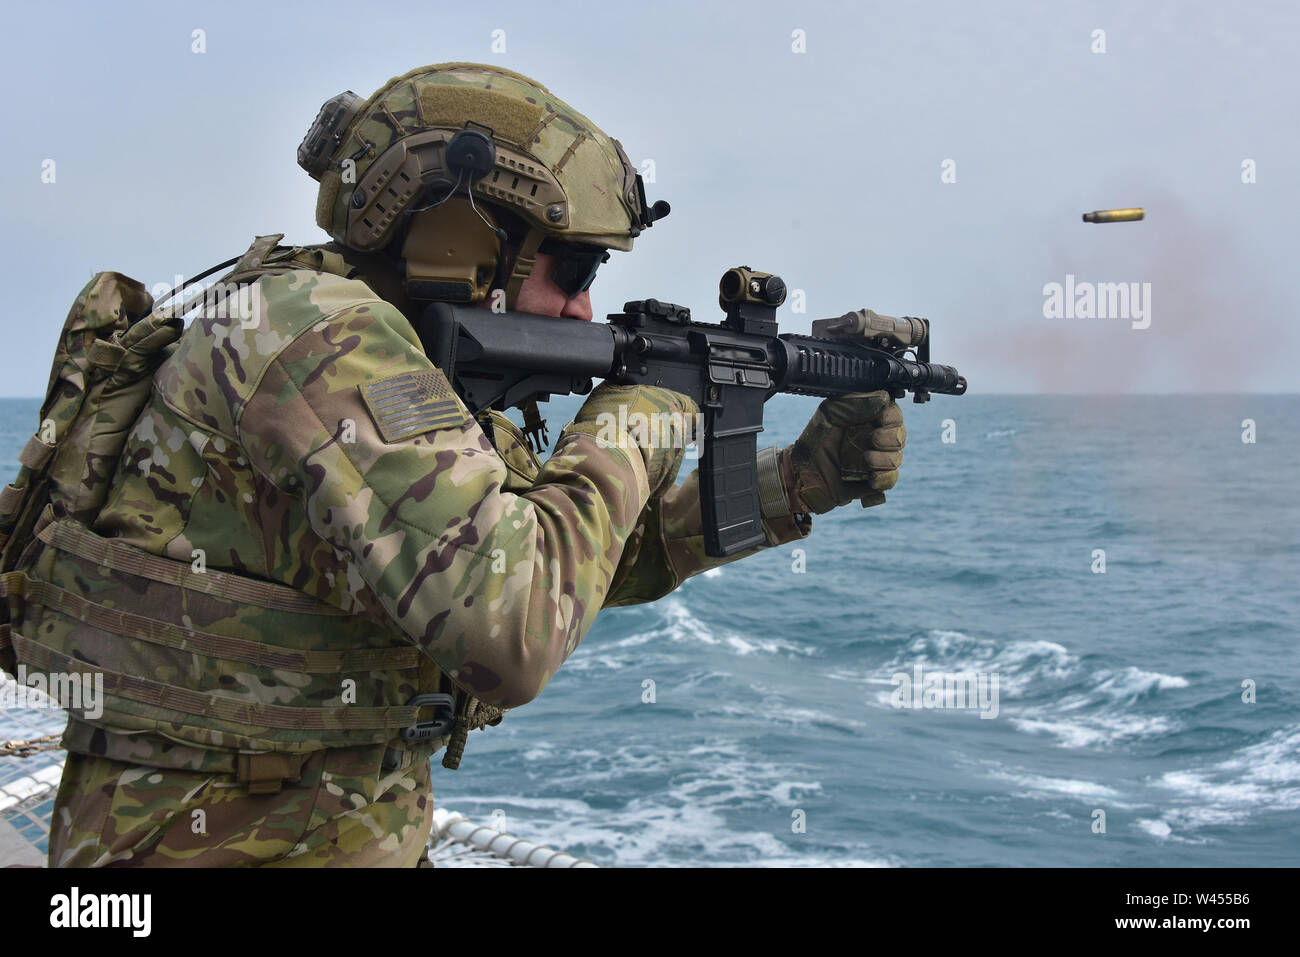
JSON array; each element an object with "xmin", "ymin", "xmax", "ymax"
[
  {"xmin": 480, "ymin": 221, "xmax": 552, "ymax": 453},
  {"xmin": 500, "ymin": 226, "xmax": 547, "ymax": 311}
]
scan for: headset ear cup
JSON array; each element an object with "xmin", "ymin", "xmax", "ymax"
[
  {"xmin": 401, "ymin": 200, "xmax": 503, "ymax": 303},
  {"xmin": 445, "ymin": 128, "xmax": 496, "ymax": 182}
]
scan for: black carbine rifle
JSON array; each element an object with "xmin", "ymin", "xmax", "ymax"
[{"xmin": 418, "ymin": 267, "xmax": 966, "ymax": 558}]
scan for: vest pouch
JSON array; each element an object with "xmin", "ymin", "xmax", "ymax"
[{"xmin": 4, "ymin": 518, "xmax": 432, "ymax": 758}]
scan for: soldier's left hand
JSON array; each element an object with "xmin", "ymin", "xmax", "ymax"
[{"xmin": 779, "ymin": 391, "xmax": 906, "ymax": 514}]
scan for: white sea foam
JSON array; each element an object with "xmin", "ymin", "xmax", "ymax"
[
  {"xmin": 1135, "ymin": 818, "xmax": 1172, "ymax": 839},
  {"xmin": 1090, "ymin": 667, "xmax": 1189, "ymax": 701},
  {"xmin": 603, "ymin": 632, "xmax": 659, "ymax": 649},
  {"xmin": 1004, "ymin": 664, "xmax": 1187, "ymax": 747},
  {"xmin": 874, "ymin": 630, "xmax": 1042, "ymax": 710},
  {"xmin": 825, "ymin": 668, "xmax": 873, "ymax": 684},
  {"xmin": 711, "ymin": 689, "xmax": 868, "ymax": 732},
  {"xmin": 1140, "ymin": 726, "xmax": 1300, "ymax": 838},
  {"xmin": 440, "ymin": 794, "xmax": 595, "ymax": 817},
  {"xmin": 521, "ymin": 742, "xmax": 555, "ymax": 762},
  {"xmin": 584, "ymin": 598, "xmax": 821, "ymax": 664},
  {"xmin": 1009, "ymin": 713, "xmax": 1176, "ymax": 748},
  {"xmin": 561, "ymin": 652, "xmax": 638, "ymax": 673},
  {"xmin": 676, "ymin": 670, "xmax": 736, "ymax": 691},
  {"xmin": 876, "ymin": 630, "xmax": 1186, "ymax": 749},
  {"xmin": 987, "ymin": 768, "xmax": 1122, "ymax": 801},
  {"xmin": 445, "ymin": 739, "xmax": 894, "ymax": 867},
  {"xmin": 880, "ymin": 630, "xmax": 1076, "ymax": 697}
]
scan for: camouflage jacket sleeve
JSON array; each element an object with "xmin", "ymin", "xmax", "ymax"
[
  {"xmin": 237, "ymin": 290, "xmax": 655, "ymax": 710},
  {"xmin": 603, "ymin": 465, "xmax": 811, "ymax": 607}
]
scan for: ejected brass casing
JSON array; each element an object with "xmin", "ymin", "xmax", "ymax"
[{"xmin": 1082, "ymin": 208, "xmax": 1145, "ymax": 223}]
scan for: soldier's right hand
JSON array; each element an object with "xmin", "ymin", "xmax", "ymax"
[{"xmin": 562, "ymin": 384, "xmax": 699, "ymax": 497}]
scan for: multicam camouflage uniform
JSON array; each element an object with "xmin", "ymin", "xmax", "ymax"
[
  {"xmin": 40, "ymin": 241, "xmax": 810, "ymax": 867},
  {"xmin": 10, "ymin": 61, "xmax": 900, "ymax": 868}
]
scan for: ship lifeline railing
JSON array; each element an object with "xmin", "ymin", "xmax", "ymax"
[{"xmin": 426, "ymin": 809, "xmax": 597, "ymax": 868}]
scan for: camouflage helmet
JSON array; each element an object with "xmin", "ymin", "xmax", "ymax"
[{"xmin": 298, "ymin": 62, "xmax": 668, "ymax": 303}]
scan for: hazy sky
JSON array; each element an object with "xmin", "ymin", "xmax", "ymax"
[{"xmin": 3, "ymin": 0, "xmax": 1296, "ymax": 395}]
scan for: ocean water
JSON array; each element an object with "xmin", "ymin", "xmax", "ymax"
[{"xmin": 2, "ymin": 393, "xmax": 1297, "ymax": 867}]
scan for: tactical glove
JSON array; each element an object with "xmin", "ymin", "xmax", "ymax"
[
  {"xmin": 563, "ymin": 384, "xmax": 700, "ymax": 498},
  {"xmin": 779, "ymin": 391, "xmax": 906, "ymax": 513}
]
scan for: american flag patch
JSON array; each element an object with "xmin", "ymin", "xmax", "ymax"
[{"xmin": 359, "ymin": 369, "xmax": 466, "ymax": 443}]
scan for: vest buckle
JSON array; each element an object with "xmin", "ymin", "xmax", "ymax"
[{"xmin": 401, "ymin": 693, "xmax": 456, "ymax": 741}]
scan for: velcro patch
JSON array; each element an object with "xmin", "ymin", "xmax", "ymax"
[{"xmin": 360, "ymin": 369, "xmax": 467, "ymax": 443}]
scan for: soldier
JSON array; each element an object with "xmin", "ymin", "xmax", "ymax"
[{"xmin": 16, "ymin": 62, "xmax": 904, "ymax": 866}]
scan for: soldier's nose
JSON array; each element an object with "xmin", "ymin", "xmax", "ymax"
[{"xmin": 561, "ymin": 292, "xmax": 593, "ymax": 321}]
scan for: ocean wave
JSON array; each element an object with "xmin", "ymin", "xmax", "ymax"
[
  {"xmin": 1009, "ymin": 713, "xmax": 1177, "ymax": 749},
  {"xmin": 875, "ymin": 630, "xmax": 1187, "ymax": 749},
  {"xmin": 1134, "ymin": 818, "xmax": 1173, "ymax": 840},
  {"xmin": 1003, "ymin": 667, "xmax": 1188, "ymax": 747},
  {"xmin": 445, "ymin": 740, "xmax": 894, "ymax": 866},
  {"xmin": 880, "ymin": 630, "xmax": 1076, "ymax": 696},
  {"xmin": 986, "ymin": 768, "xmax": 1123, "ymax": 801},
  {"xmin": 1143, "ymin": 725, "xmax": 1300, "ymax": 835},
  {"xmin": 652, "ymin": 599, "xmax": 820, "ymax": 658},
  {"xmin": 1090, "ymin": 520, "xmax": 1131, "ymax": 537},
  {"xmin": 1089, "ymin": 666, "xmax": 1189, "ymax": 701},
  {"xmin": 1255, "ymin": 542, "xmax": 1300, "ymax": 556},
  {"xmin": 708, "ymin": 693, "xmax": 869, "ymax": 734},
  {"xmin": 566, "ymin": 598, "xmax": 818, "ymax": 674},
  {"xmin": 940, "ymin": 569, "xmax": 1001, "ymax": 587},
  {"xmin": 521, "ymin": 742, "xmax": 556, "ymax": 762},
  {"xmin": 561, "ymin": 652, "xmax": 644, "ymax": 673},
  {"xmin": 437, "ymin": 794, "xmax": 595, "ymax": 817},
  {"xmin": 882, "ymin": 632, "xmax": 1189, "ymax": 707}
]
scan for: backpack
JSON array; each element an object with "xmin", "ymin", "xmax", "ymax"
[{"xmin": 0, "ymin": 270, "xmax": 180, "ymax": 676}]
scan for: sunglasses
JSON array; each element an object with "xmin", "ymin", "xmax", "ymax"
[{"xmin": 538, "ymin": 238, "xmax": 610, "ymax": 297}]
